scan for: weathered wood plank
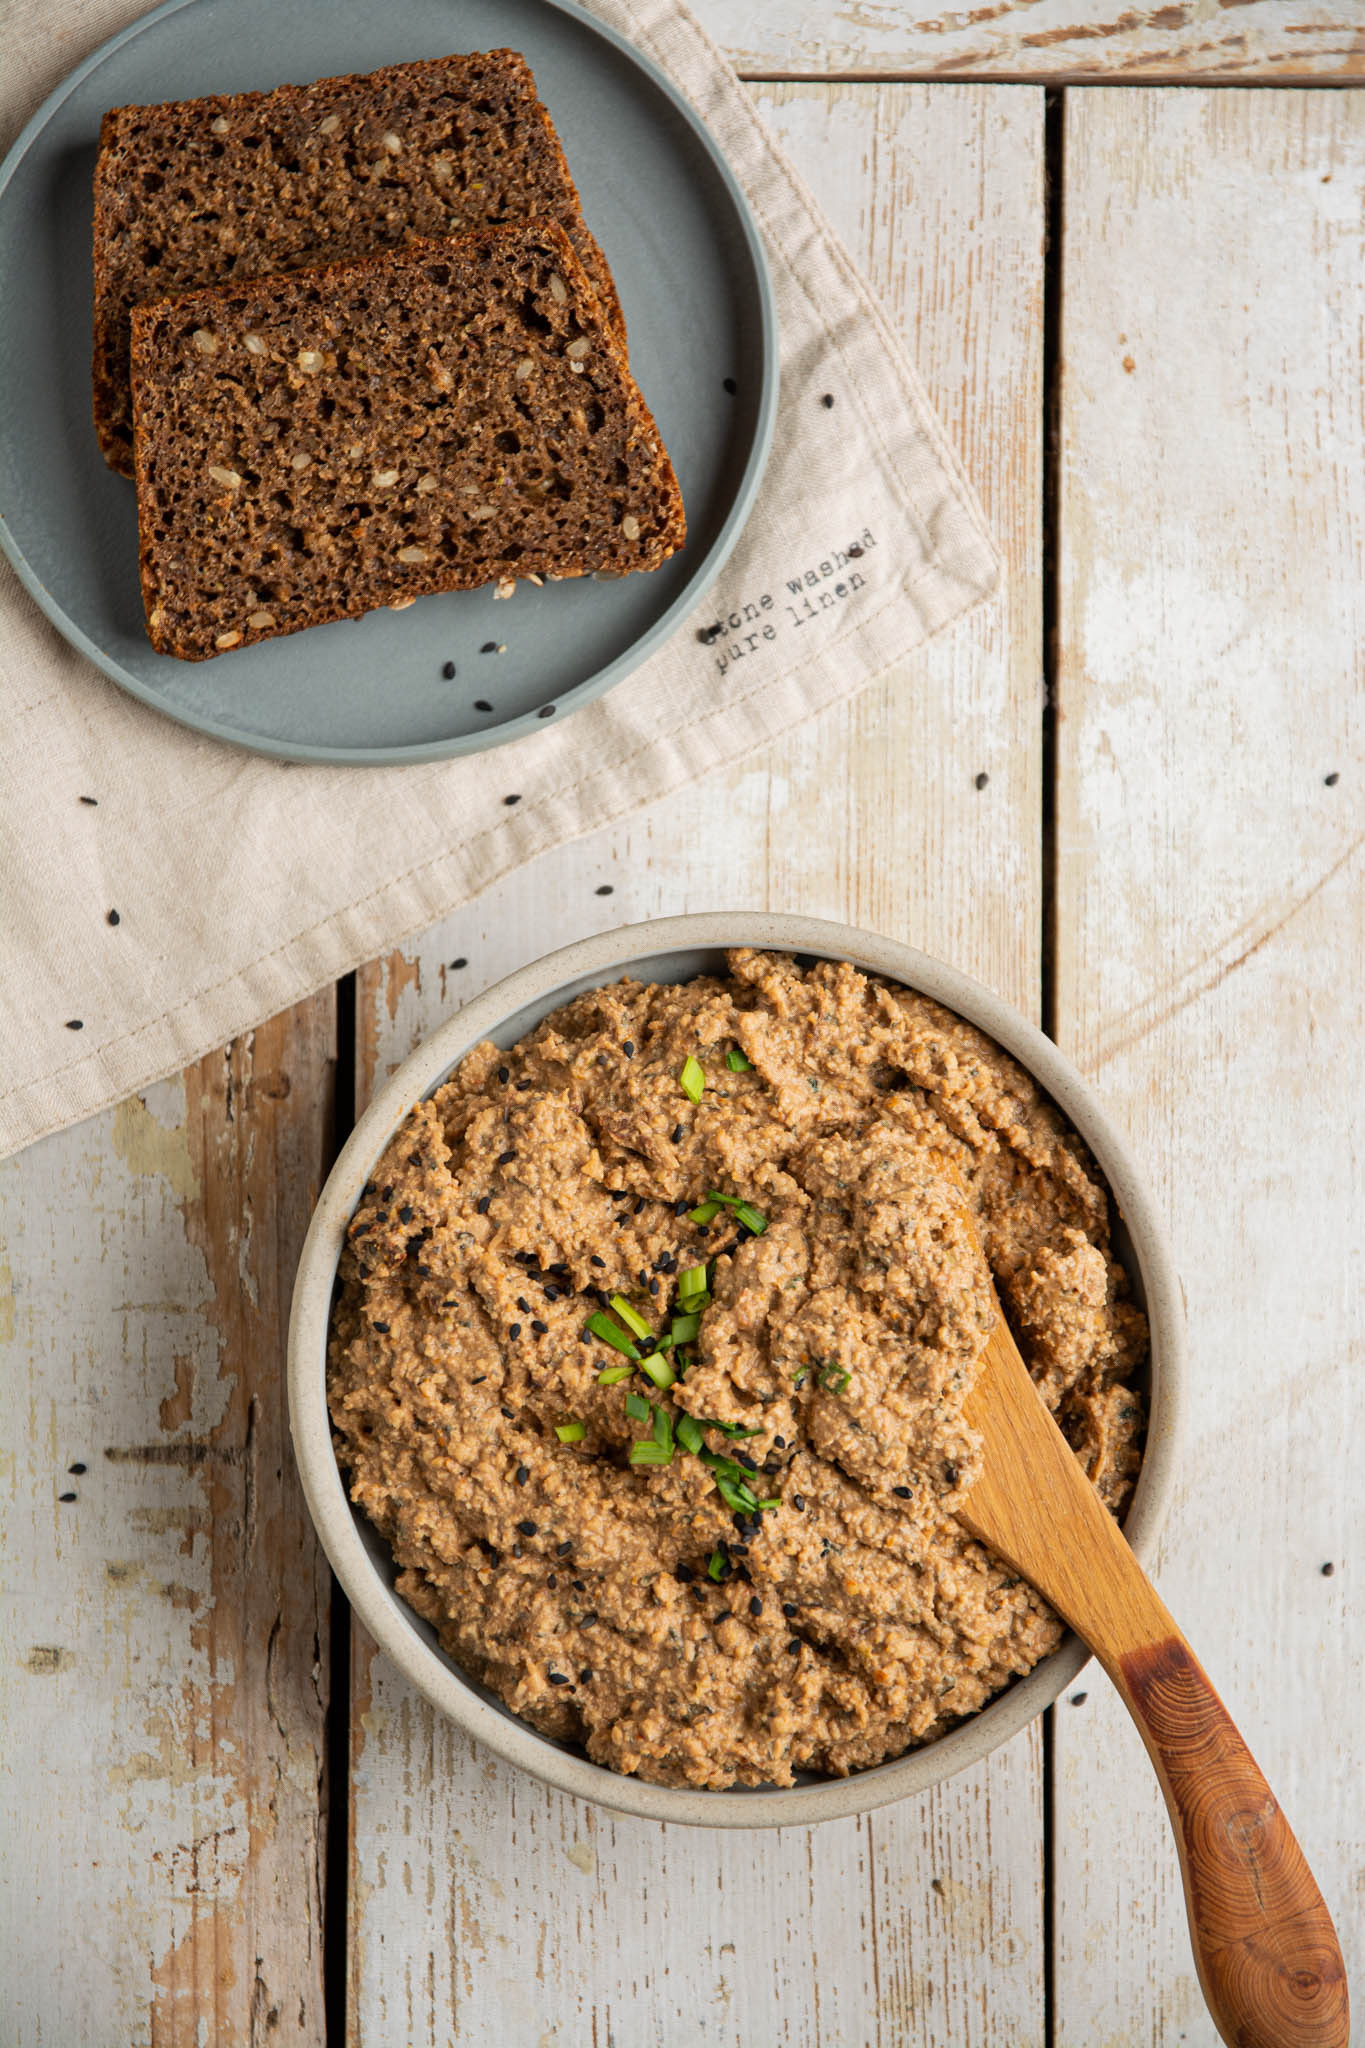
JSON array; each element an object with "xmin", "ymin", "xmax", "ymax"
[
  {"xmin": 1052, "ymin": 86, "xmax": 1365, "ymax": 2042},
  {"xmin": 687, "ymin": 0, "xmax": 1363, "ymax": 82},
  {"xmin": 0, "ymin": 1002, "xmax": 335, "ymax": 2046},
  {"xmin": 347, "ymin": 80, "xmax": 1048, "ymax": 2047}
]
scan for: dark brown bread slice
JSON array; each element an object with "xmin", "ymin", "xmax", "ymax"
[
  {"xmin": 93, "ymin": 49, "xmax": 625, "ymax": 475},
  {"xmin": 129, "ymin": 222, "xmax": 685, "ymax": 661}
]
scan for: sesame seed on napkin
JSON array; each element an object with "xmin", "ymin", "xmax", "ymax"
[{"xmin": 0, "ymin": 0, "xmax": 998, "ymax": 1160}]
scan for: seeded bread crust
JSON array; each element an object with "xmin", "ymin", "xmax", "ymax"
[
  {"xmin": 93, "ymin": 49, "xmax": 626, "ymax": 475},
  {"xmin": 129, "ymin": 221, "xmax": 685, "ymax": 661}
]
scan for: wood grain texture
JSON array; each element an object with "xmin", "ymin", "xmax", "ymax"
[
  {"xmin": 686, "ymin": 0, "xmax": 1363, "ymax": 82},
  {"xmin": 346, "ymin": 81, "xmax": 1048, "ymax": 2048},
  {"xmin": 1052, "ymin": 86, "xmax": 1365, "ymax": 2046},
  {"xmin": 962, "ymin": 1308, "xmax": 1349, "ymax": 2048},
  {"xmin": 0, "ymin": 1003, "xmax": 335, "ymax": 2046}
]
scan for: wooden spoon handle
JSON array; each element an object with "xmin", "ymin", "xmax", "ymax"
[{"xmin": 1114, "ymin": 1632, "xmax": 1349, "ymax": 2048}]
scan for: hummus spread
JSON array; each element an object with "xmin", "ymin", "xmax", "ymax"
[{"xmin": 328, "ymin": 950, "xmax": 1145, "ymax": 1789}]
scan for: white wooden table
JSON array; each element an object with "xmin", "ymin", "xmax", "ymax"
[{"xmin": 2, "ymin": 7, "xmax": 1362, "ymax": 2043}]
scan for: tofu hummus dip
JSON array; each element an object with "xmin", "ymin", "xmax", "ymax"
[{"xmin": 328, "ymin": 950, "xmax": 1146, "ymax": 1789}]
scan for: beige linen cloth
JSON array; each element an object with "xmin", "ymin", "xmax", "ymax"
[{"xmin": 0, "ymin": 0, "xmax": 999, "ymax": 1160}]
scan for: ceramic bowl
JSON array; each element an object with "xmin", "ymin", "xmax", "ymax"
[{"xmin": 288, "ymin": 912, "xmax": 1183, "ymax": 1827}]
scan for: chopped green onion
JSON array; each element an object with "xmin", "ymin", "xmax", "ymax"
[
  {"xmin": 703, "ymin": 1419, "xmax": 763, "ymax": 1439},
  {"xmin": 675, "ymin": 1414, "xmax": 704, "ymax": 1456},
  {"xmin": 625, "ymin": 1391, "xmax": 651, "ymax": 1423},
  {"xmin": 638, "ymin": 1351, "xmax": 677, "ymax": 1391},
  {"xmin": 819, "ymin": 1364, "xmax": 851, "ymax": 1394},
  {"xmin": 670, "ymin": 1312, "xmax": 701, "ymax": 1346},
  {"xmin": 596, "ymin": 1363, "xmax": 634, "ymax": 1386},
  {"xmin": 678, "ymin": 1263, "xmax": 709, "ymax": 1302},
  {"xmin": 586, "ymin": 1311, "xmax": 639, "ymax": 1359},
  {"xmin": 726, "ymin": 1048, "xmax": 754, "ymax": 1072},
  {"xmin": 652, "ymin": 1405, "xmax": 673, "ymax": 1450},
  {"xmin": 733, "ymin": 1202, "xmax": 768, "ymax": 1236},
  {"xmin": 792, "ymin": 1365, "xmax": 810, "ymax": 1388},
  {"xmin": 679, "ymin": 1055, "xmax": 706, "ymax": 1104},
  {"xmin": 758, "ymin": 1498, "xmax": 781, "ymax": 1510},
  {"xmin": 555, "ymin": 1421, "xmax": 586, "ymax": 1443},
  {"xmin": 629, "ymin": 1440, "xmax": 673, "ymax": 1466},
  {"xmin": 609, "ymin": 1293, "xmax": 653, "ymax": 1341},
  {"xmin": 707, "ymin": 1548, "xmax": 729, "ymax": 1582},
  {"xmin": 687, "ymin": 1199, "xmax": 723, "ymax": 1225},
  {"xmin": 700, "ymin": 1449, "xmax": 760, "ymax": 1514}
]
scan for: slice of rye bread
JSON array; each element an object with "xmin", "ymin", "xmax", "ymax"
[
  {"xmin": 93, "ymin": 49, "xmax": 626, "ymax": 476},
  {"xmin": 129, "ymin": 221, "xmax": 685, "ymax": 661}
]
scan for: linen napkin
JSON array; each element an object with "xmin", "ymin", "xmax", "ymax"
[{"xmin": 0, "ymin": 0, "xmax": 999, "ymax": 1160}]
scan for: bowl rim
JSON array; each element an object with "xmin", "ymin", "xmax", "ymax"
[{"xmin": 287, "ymin": 911, "xmax": 1184, "ymax": 1828}]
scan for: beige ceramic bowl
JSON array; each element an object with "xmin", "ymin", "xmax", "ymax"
[{"xmin": 288, "ymin": 913, "xmax": 1183, "ymax": 1827}]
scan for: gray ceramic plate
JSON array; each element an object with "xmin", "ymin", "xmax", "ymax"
[
  {"xmin": 0, "ymin": 0, "xmax": 777, "ymax": 764},
  {"xmin": 289, "ymin": 914, "xmax": 1184, "ymax": 1828}
]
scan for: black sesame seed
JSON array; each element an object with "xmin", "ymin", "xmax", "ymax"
[
  {"xmin": 473, "ymin": 700, "xmax": 493, "ymax": 712},
  {"xmin": 672, "ymin": 1124, "xmax": 684, "ymax": 1145},
  {"xmin": 532, "ymin": 1319, "xmax": 548, "ymax": 1334},
  {"xmin": 503, "ymin": 793, "xmax": 521, "ymax": 806},
  {"xmin": 974, "ymin": 771, "xmax": 990, "ymax": 791},
  {"xmin": 633, "ymin": 1198, "xmax": 646, "ymax": 1215},
  {"xmin": 537, "ymin": 705, "xmax": 556, "ymax": 718},
  {"xmin": 572, "ymin": 1579, "xmax": 586, "ymax": 1592},
  {"xmin": 556, "ymin": 1540, "xmax": 573, "ymax": 1557},
  {"xmin": 893, "ymin": 1485, "xmax": 913, "ymax": 1499},
  {"xmin": 722, "ymin": 376, "xmax": 737, "ymax": 394},
  {"xmin": 675, "ymin": 1564, "xmax": 694, "ymax": 1584},
  {"xmin": 471, "ymin": 1375, "xmax": 486, "ymax": 1385},
  {"xmin": 512, "ymin": 1544, "xmax": 523, "ymax": 1558},
  {"xmin": 782, "ymin": 1602, "xmax": 797, "ymax": 1618},
  {"xmin": 398, "ymin": 1204, "xmax": 414, "ymax": 1223},
  {"xmin": 589, "ymin": 1255, "xmax": 606, "ymax": 1269},
  {"xmin": 749, "ymin": 1596, "xmax": 762, "ymax": 1617},
  {"xmin": 595, "ymin": 884, "xmax": 614, "ymax": 896},
  {"xmin": 481, "ymin": 641, "xmax": 498, "ymax": 653},
  {"xmin": 382, "ymin": 1185, "xmax": 394, "ymax": 1200},
  {"xmin": 107, "ymin": 909, "xmax": 121, "ymax": 927},
  {"xmin": 579, "ymin": 1667, "xmax": 594, "ymax": 1683},
  {"xmin": 1070, "ymin": 1691, "xmax": 1088, "ymax": 1706},
  {"xmin": 544, "ymin": 1286, "xmax": 560, "ymax": 1302},
  {"xmin": 477, "ymin": 1195, "xmax": 492, "ymax": 1215},
  {"xmin": 441, "ymin": 660, "xmax": 457, "ymax": 680},
  {"xmin": 58, "ymin": 1492, "xmax": 77, "ymax": 1503},
  {"xmin": 820, "ymin": 392, "xmax": 835, "ymax": 409},
  {"xmin": 498, "ymin": 1065, "xmax": 510, "ymax": 1084},
  {"xmin": 518, "ymin": 1519, "xmax": 538, "ymax": 1537},
  {"xmin": 647, "ymin": 1279, "xmax": 659, "ymax": 1297},
  {"xmin": 1322, "ymin": 1561, "xmax": 1336, "ymax": 1577},
  {"xmin": 547, "ymin": 1671, "xmax": 569, "ymax": 1686},
  {"xmin": 622, "ymin": 1040, "xmax": 635, "ymax": 1058},
  {"xmin": 501, "ymin": 1405, "xmax": 514, "ymax": 1419},
  {"xmin": 786, "ymin": 1639, "xmax": 801, "ymax": 1655},
  {"xmin": 792, "ymin": 1494, "xmax": 806, "ymax": 1511},
  {"xmin": 498, "ymin": 1149, "xmax": 517, "ymax": 1165},
  {"xmin": 372, "ymin": 1320, "xmax": 390, "ymax": 1334},
  {"xmin": 1325, "ymin": 772, "xmax": 1339, "ymax": 786},
  {"xmin": 547, "ymin": 1574, "xmax": 558, "ymax": 1589},
  {"xmin": 509, "ymin": 1323, "xmax": 522, "ymax": 1339},
  {"xmin": 774, "ymin": 1436, "xmax": 786, "ymax": 1451},
  {"xmin": 65, "ymin": 1019, "xmax": 84, "ymax": 1031},
  {"xmin": 735, "ymin": 1453, "xmax": 758, "ymax": 1473},
  {"xmin": 451, "ymin": 957, "xmax": 468, "ymax": 970},
  {"xmin": 79, "ymin": 795, "xmax": 98, "ymax": 805},
  {"xmin": 516, "ymin": 1466, "xmax": 530, "ymax": 1485},
  {"xmin": 847, "ymin": 543, "xmax": 864, "ymax": 559},
  {"xmin": 68, "ymin": 1462, "xmax": 87, "ymax": 1475},
  {"xmin": 517, "ymin": 1296, "xmax": 531, "ymax": 1313}
]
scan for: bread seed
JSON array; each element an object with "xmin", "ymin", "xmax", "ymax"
[
  {"xmin": 415, "ymin": 473, "xmax": 438, "ymax": 494},
  {"xmin": 243, "ymin": 333, "xmax": 267, "ymax": 355},
  {"xmin": 470, "ymin": 504, "xmax": 497, "ymax": 521},
  {"xmin": 431, "ymin": 156, "xmax": 452, "ymax": 181},
  {"xmin": 373, "ymin": 469, "xmax": 399, "ymax": 487},
  {"xmin": 346, "ymin": 443, "xmax": 364, "ymax": 459},
  {"xmin": 192, "ymin": 329, "xmax": 218, "ymax": 354},
  {"xmin": 289, "ymin": 452, "xmax": 312, "ymax": 471},
  {"xmin": 207, "ymin": 465, "xmax": 243, "ymax": 489},
  {"xmin": 569, "ymin": 361, "xmax": 585, "ymax": 375},
  {"xmin": 495, "ymin": 578, "xmax": 516, "ymax": 599},
  {"xmin": 318, "ymin": 114, "xmax": 341, "ymax": 135},
  {"xmin": 515, "ymin": 357, "xmax": 535, "ymax": 380},
  {"xmin": 382, "ymin": 131, "xmax": 402, "ymax": 154},
  {"xmin": 297, "ymin": 349, "xmax": 323, "ymax": 373},
  {"xmin": 566, "ymin": 337, "xmax": 591, "ymax": 360},
  {"xmin": 621, "ymin": 513, "xmax": 641, "ymax": 540},
  {"xmin": 246, "ymin": 609, "xmax": 276, "ymax": 629},
  {"xmin": 388, "ymin": 596, "xmax": 416, "ymax": 609},
  {"xmin": 397, "ymin": 545, "xmax": 428, "ymax": 563},
  {"xmin": 548, "ymin": 272, "xmax": 568, "ymax": 303},
  {"xmin": 211, "ymin": 115, "xmax": 230, "ymax": 136},
  {"xmin": 214, "ymin": 630, "xmax": 242, "ymax": 649}
]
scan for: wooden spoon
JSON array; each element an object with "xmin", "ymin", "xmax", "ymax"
[{"xmin": 958, "ymin": 1284, "xmax": 1350, "ymax": 2048}]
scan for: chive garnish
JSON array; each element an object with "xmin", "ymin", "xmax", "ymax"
[
  {"xmin": 679, "ymin": 1055, "xmax": 705, "ymax": 1104},
  {"xmin": 638, "ymin": 1351, "xmax": 677, "ymax": 1391},
  {"xmin": 609, "ymin": 1293, "xmax": 653, "ymax": 1341},
  {"xmin": 596, "ymin": 1363, "xmax": 634, "ymax": 1385},
  {"xmin": 818, "ymin": 1364, "xmax": 851, "ymax": 1394},
  {"xmin": 707, "ymin": 1549, "xmax": 728, "ymax": 1582},
  {"xmin": 688, "ymin": 1199, "xmax": 723, "ymax": 1225},
  {"xmin": 792, "ymin": 1365, "xmax": 810, "ymax": 1388},
  {"xmin": 726, "ymin": 1048, "xmax": 753, "ymax": 1072},
  {"xmin": 652, "ymin": 1405, "xmax": 673, "ymax": 1451},
  {"xmin": 704, "ymin": 1188, "xmax": 768, "ymax": 1236},
  {"xmin": 629, "ymin": 1440, "xmax": 673, "ymax": 1466},
  {"xmin": 678, "ymin": 1263, "xmax": 708, "ymax": 1302},
  {"xmin": 670, "ymin": 1312, "xmax": 701, "ymax": 1346},
  {"xmin": 624, "ymin": 1391, "xmax": 651, "ymax": 1423},
  {"xmin": 555, "ymin": 1421, "xmax": 586, "ymax": 1443},
  {"xmin": 586, "ymin": 1310, "xmax": 640, "ymax": 1358},
  {"xmin": 757, "ymin": 1497, "xmax": 781, "ymax": 1510},
  {"xmin": 676, "ymin": 1414, "xmax": 704, "ymax": 1455},
  {"xmin": 703, "ymin": 1419, "xmax": 763, "ymax": 1439}
]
